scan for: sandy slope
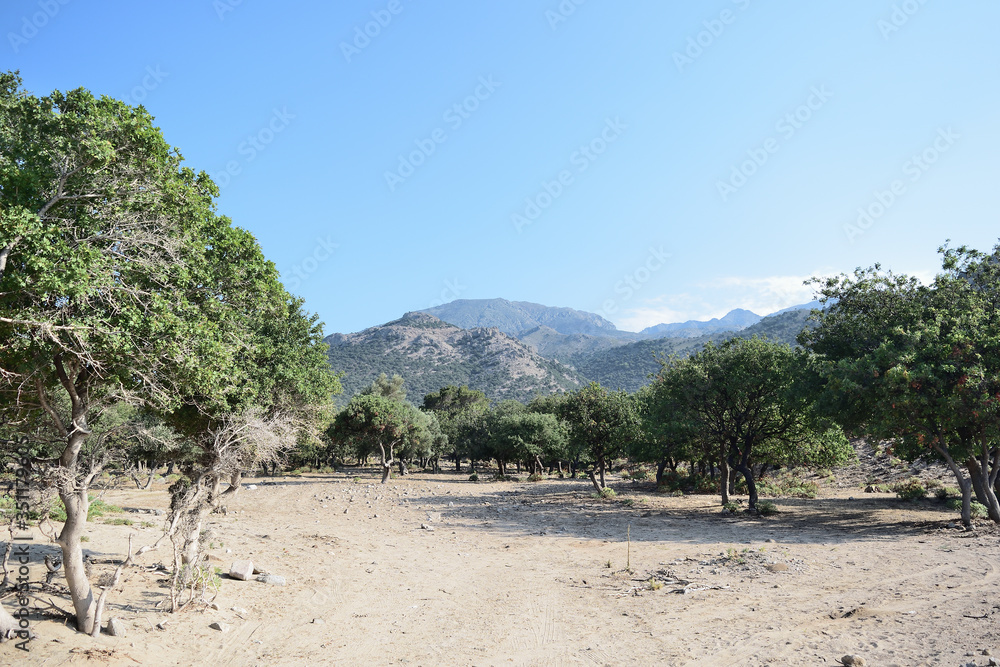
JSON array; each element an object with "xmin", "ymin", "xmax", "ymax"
[{"xmin": 7, "ymin": 472, "xmax": 1000, "ymax": 666}]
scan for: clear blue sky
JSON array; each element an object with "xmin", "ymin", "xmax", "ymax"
[{"xmin": 5, "ymin": 1, "xmax": 998, "ymax": 333}]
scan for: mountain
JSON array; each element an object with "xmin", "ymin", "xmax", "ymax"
[
  {"xmin": 770, "ymin": 300, "xmax": 822, "ymax": 316},
  {"xmin": 421, "ymin": 298, "xmax": 634, "ymax": 338},
  {"xmin": 574, "ymin": 308, "xmax": 817, "ymax": 393},
  {"xmin": 324, "ymin": 312, "xmax": 585, "ymax": 404},
  {"xmin": 639, "ymin": 308, "xmax": 762, "ymax": 338}
]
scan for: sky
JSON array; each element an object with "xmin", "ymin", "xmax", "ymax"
[{"xmin": 4, "ymin": 1, "xmax": 999, "ymax": 334}]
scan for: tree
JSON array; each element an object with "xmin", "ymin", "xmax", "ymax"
[
  {"xmin": 422, "ymin": 385, "xmax": 489, "ymax": 471},
  {"xmin": 653, "ymin": 337, "xmax": 848, "ymax": 510},
  {"xmin": 0, "ymin": 72, "xmax": 339, "ymax": 631},
  {"xmin": 332, "ymin": 394, "xmax": 419, "ymax": 483},
  {"xmin": 559, "ymin": 383, "xmax": 641, "ymax": 492},
  {"xmin": 0, "ymin": 72, "xmax": 232, "ymax": 633},
  {"xmin": 803, "ymin": 247, "xmax": 1000, "ymax": 526}
]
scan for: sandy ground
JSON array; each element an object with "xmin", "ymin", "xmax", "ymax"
[{"xmin": 6, "ymin": 470, "xmax": 1000, "ymax": 666}]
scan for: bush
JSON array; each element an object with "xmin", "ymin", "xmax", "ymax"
[
  {"xmin": 468, "ymin": 472, "xmax": 479, "ymax": 482},
  {"xmin": 756, "ymin": 500, "xmax": 779, "ymax": 516},
  {"xmin": 722, "ymin": 501, "xmax": 740, "ymax": 514},
  {"xmin": 971, "ymin": 502, "xmax": 989, "ymax": 519},
  {"xmin": 526, "ymin": 473, "xmax": 544, "ymax": 482},
  {"xmin": 893, "ymin": 478, "xmax": 927, "ymax": 501},
  {"xmin": 592, "ymin": 487, "xmax": 617, "ymax": 500}
]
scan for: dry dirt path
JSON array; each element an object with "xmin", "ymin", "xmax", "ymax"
[{"xmin": 8, "ymin": 472, "xmax": 1000, "ymax": 666}]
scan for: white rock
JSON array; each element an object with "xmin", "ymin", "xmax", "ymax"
[{"xmin": 229, "ymin": 560, "xmax": 254, "ymax": 581}]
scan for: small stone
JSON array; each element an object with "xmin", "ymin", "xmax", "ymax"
[
  {"xmin": 246, "ymin": 484, "xmax": 257, "ymax": 490},
  {"xmin": 209, "ymin": 622, "xmax": 231, "ymax": 632},
  {"xmin": 766, "ymin": 563, "xmax": 789, "ymax": 573},
  {"xmin": 841, "ymin": 656, "xmax": 867, "ymax": 667},
  {"xmin": 208, "ymin": 602, "xmax": 220, "ymax": 610},
  {"xmin": 984, "ymin": 649, "xmax": 994, "ymax": 656},
  {"xmin": 256, "ymin": 574, "xmax": 286, "ymax": 585},
  {"xmin": 765, "ymin": 538, "xmax": 776, "ymax": 543},
  {"xmin": 153, "ymin": 509, "xmax": 165, "ymax": 516},
  {"xmin": 155, "ymin": 621, "xmax": 168, "ymax": 630},
  {"xmin": 231, "ymin": 607, "xmax": 248, "ymax": 615},
  {"xmin": 229, "ymin": 560, "xmax": 254, "ymax": 581},
  {"xmin": 312, "ymin": 618, "xmax": 324, "ymax": 624},
  {"xmin": 989, "ymin": 658, "xmax": 998, "ymax": 667},
  {"xmin": 107, "ymin": 617, "xmax": 127, "ymax": 637},
  {"xmin": 420, "ymin": 523, "xmax": 434, "ymax": 531}
]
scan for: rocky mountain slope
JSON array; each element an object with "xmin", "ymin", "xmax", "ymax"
[{"xmin": 324, "ymin": 312, "xmax": 585, "ymax": 404}]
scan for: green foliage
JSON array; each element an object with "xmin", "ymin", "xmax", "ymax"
[
  {"xmin": 592, "ymin": 487, "xmax": 617, "ymax": 500},
  {"xmin": 468, "ymin": 472, "xmax": 479, "ymax": 482},
  {"xmin": 756, "ymin": 500, "xmax": 779, "ymax": 516},
  {"xmin": 893, "ymin": 478, "xmax": 927, "ymax": 501}
]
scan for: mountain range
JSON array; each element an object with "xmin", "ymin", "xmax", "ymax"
[{"xmin": 325, "ymin": 299, "xmax": 820, "ymax": 403}]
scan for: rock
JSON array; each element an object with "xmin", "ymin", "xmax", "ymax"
[
  {"xmin": 231, "ymin": 607, "xmax": 248, "ymax": 615},
  {"xmin": 841, "ymin": 656, "xmax": 867, "ymax": 667},
  {"xmin": 257, "ymin": 574, "xmax": 286, "ymax": 585},
  {"xmin": 312, "ymin": 618, "xmax": 324, "ymax": 624},
  {"xmin": 107, "ymin": 617, "xmax": 127, "ymax": 637},
  {"xmin": 208, "ymin": 602, "xmax": 220, "ymax": 611},
  {"xmin": 766, "ymin": 563, "xmax": 789, "ymax": 573},
  {"xmin": 155, "ymin": 621, "xmax": 168, "ymax": 630},
  {"xmin": 153, "ymin": 509, "xmax": 165, "ymax": 516},
  {"xmin": 246, "ymin": 484, "xmax": 257, "ymax": 490},
  {"xmin": 989, "ymin": 658, "xmax": 998, "ymax": 667},
  {"xmin": 420, "ymin": 523, "xmax": 434, "ymax": 531},
  {"xmin": 229, "ymin": 560, "xmax": 254, "ymax": 581},
  {"xmin": 209, "ymin": 622, "xmax": 231, "ymax": 632},
  {"xmin": 765, "ymin": 538, "xmax": 776, "ymax": 543}
]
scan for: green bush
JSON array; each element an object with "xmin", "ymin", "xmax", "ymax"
[
  {"xmin": 893, "ymin": 478, "xmax": 927, "ymax": 501},
  {"xmin": 971, "ymin": 502, "xmax": 989, "ymax": 519},
  {"xmin": 756, "ymin": 500, "xmax": 779, "ymax": 516},
  {"xmin": 526, "ymin": 473, "xmax": 544, "ymax": 482},
  {"xmin": 468, "ymin": 472, "xmax": 479, "ymax": 482},
  {"xmin": 592, "ymin": 487, "xmax": 617, "ymax": 500},
  {"xmin": 722, "ymin": 501, "xmax": 740, "ymax": 513}
]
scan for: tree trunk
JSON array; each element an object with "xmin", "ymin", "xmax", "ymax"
[
  {"xmin": 936, "ymin": 444, "xmax": 973, "ymax": 528},
  {"xmin": 588, "ymin": 469, "xmax": 602, "ymax": 493},
  {"xmin": 735, "ymin": 461, "xmax": 758, "ymax": 511},
  {"xmin": 719, "ymin": 457, "xmax": 730, "ymax": 505},
  {"xmin": 58, "ymin": 486, "xmax": 96, "ymax": 634},
  {"xmin": 967, "ymin": 452, "xmax": 1000, "ymax": 523},
  {"xmin": 656, "ymin": 459, "xmax": 668, "ymax": 487},
  {"xmin": 378, "ymin": 441, "xmax": 393, "ymax": 484},
  {"xmin": 967, "ymin": 459, "xmax": 988, "ymax": 505},
  {"xmin": 397, "ymin": 460, "xmax": 407, "ymax": 476},
  {"xmin": 598, "ymin": 456, "xmax": 606, "ymax": 489}
]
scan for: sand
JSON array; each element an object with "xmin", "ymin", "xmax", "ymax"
[{"xmin": 7, "ymin": 470, "xmax": 1000, "ymax": 666}]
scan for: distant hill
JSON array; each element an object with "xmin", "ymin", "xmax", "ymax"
[
  {"xmin": 421, "ymin": 298, "xmax": 634, "ymax": 338},
  {"xmin": 325, "ymin": 301, "xmax": 823, "ymax": 404},
  {"xmin": 572, "ymin": 308, "xmax": 818, "ymax": 393},
  {"xmin": 639, "ymin": 308, "xmax": 762, "ymax": 338},
  {"xmin": 324, "ymin": 312, "xmax": 585, "ymax": 404}
]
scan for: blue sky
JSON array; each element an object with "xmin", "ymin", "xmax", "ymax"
[{"xmin": 5, "ymin": 1, "xmax": 998, "ymax": 333}]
